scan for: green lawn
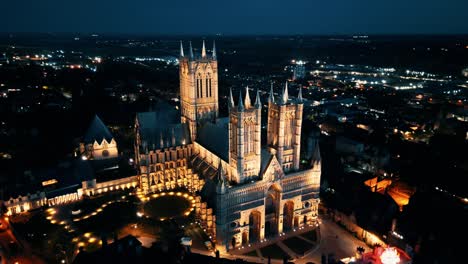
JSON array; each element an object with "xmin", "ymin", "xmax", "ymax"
[
  {"xmin": 74, "ymin": 201, "xmax": 137, "ymax": 233},
  {"xmin": 282, "ymin": 236, "xmax": 314, "ymax": 255},
  {"xmin": 260, "ymin": 243, "xmax": 289, "ymax": 260},
  {"xmin": 243, "ymin": 250, "xmax": 259, "ymax": 257},
  {"xmin": 57, "ymin": 191, "xmax": 132, "ymax": 221},
  {"xmin": 144, "ymin": 195, "xmax": 191, "ymax": 219},
  {"xmin": 300, "ymin": 229, "xmax": 318, "ymax": 242},
  {"xmin": 12, "ymin": 212, "xmax": 74, "ymax": 263}
]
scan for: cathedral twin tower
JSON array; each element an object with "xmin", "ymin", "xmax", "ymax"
[{"xmin": 179, "ymin": 40, "xmax": 304, "ymax": 184}]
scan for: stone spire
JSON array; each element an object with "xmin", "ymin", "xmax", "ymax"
[
  {"xmin": 159, "ymin": 132, "xmax": 164, "ymax": 148},
  {"xmin": 216, "ymin": 159, "xmax": 226, "ymax": 193},
  {"xmin": 201, "ymin": 40, "xmax": 206, "ymax": 58},
  {"xmin": 189, "ymin": 41, "xmax": 194, "ymax": 59},
  {"xmin": 229, "ymin": 87, "xmax": 235, "ymax": 109},
  {"xmin": 212, "ymin": 40, "xmax": 216, "ymax": 59},
  {"xmin": 255, "ymin": 89, "xmax": 261, "ymax": 108},
  {"xmin": 171, "ymin": 127, "xmax": 176, "ymax": 146},
  {"xmin": 244, "ymin": 86, "xmax": 251, "ymax": 109},
  {"xmin": 282, "ymin": 81, "xmax": 289, "ymax": 104},
  {"xmin": 311, "ymin": 139, "xmax": 321, "ymax": 169},
  {"xmin": 179, "ymin": 41, "xmax": 184, "ymax": 57},
  {"xmin": 238, "ymin": 89, "xmax": 244, "ymax": 112},
  {"xmin": 268, "ymin": 83, "xmax": 275, "ymax": 103},
  {"xmin": 297, "ymin": 86, "xmax": 303, "ymax": 103}
]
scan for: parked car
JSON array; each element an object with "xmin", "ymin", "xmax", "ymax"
[
  {"xmin": 180, "ymin": 237, "xmax": 192, "ymax": 246},
  {"xmin": 204, "ymin": 240, "xmax": 214, "ymax": 251}
]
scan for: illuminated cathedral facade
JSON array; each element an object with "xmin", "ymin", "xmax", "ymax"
[{"xmin": 134, "ymin": 41, "xmax": 321, "ymax": 250}]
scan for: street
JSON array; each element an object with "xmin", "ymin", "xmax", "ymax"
[{"xmin": 295, "ymin": 217, "xmax": 370, "ymax": 264}]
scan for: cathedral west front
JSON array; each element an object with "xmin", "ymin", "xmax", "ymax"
[{"xmin": 134, "ymin": 40, "xmax": 321, "ymax": 250}]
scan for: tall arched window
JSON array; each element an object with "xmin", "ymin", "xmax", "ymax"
[
  {"xmin": 196, "ymin": 73, "xmax": 202, "ymax": 98},
  {"xmin": 244, "ymin": 122, "xmax": 250, "ymax": 154},
  {"xmin": 206, "ymin": 73, "xmax": 212, "ymax": 97}
]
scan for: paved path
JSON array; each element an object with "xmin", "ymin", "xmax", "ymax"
[{"xmin": 294, "ymin": 217, "xmax": 370, "ymax": 264}]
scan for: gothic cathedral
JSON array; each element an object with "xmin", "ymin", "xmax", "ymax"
[{"xmin": 135, "ymin": 40, "xmax": 321, "ymax": 251}]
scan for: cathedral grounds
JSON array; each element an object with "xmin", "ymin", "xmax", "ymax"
[{"xmin": 1, "ymin": 35, "xmax": 467, "ymax": 263}]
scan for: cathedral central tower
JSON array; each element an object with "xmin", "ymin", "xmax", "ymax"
[{"xmin": 179, "ymin": 40, "xmax": 219, "ymax": 141}]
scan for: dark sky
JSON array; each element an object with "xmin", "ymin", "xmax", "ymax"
[{"xmin": 1, "ymin": 0, "xmax": 467, "ymax": 34}]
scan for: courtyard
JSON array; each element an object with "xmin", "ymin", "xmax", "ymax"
[{"xmin": 11, "ymin": 189, "xmax": 199, "ymax": 262}]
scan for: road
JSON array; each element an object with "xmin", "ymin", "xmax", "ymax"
[
  {"xmin": 0, "ymin": 217, "xmax": 46, "ymax": 264},
  {"xmin": 295, "ymin": 217, "xmax": 370, "ymax": 264},
  {"xmin": 183, "ymin": 216, "xmax": 371, "ymax": 264}
]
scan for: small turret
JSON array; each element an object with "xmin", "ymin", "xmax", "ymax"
[
  {"xmin": 201, "ymin": 40, "xmax": 206, "ymax": 58},
  {"xmin": 179, "ymin": 41, "xmax": 184, "ymax": 57},
  {"xmin": 189, "ymin": 41, "xmax": 194, "ymax": 59},
  {"xmin": 268, "ymin": 83, "xmax": 275, "ymax": 103},
  {"xmin": 282, "ymin": 81, "xmax": 289, "ymax": 104},
  {"xmin": 297, "ymin": 86, "xmax": 303, "ymax": 103},
  {"xmin": 212, "ymin": 40, "xmax": 216, "ymax": 59},
  {"xmin": 229, "ymin": 87, "xmax": 235, "ymax": 109},
  {"xmin": 255, "ymin": 89, "xmax": 261, "ymax": 109},
  {"xmin": 216, "ymin": 159, "xmax": 226, "ymax": 193},
  {"xmin": 311, "ymin": 139, "xmax": 321, "ymax": 169},
  {"xmin": 244, "ymin": 86, "xmax": 251, "ymax": 109},
  {"xmin": 159, "ymin": 132, "xmax": 164, "ymax": 148},
  {"xmin": 238, "ymin": 90, "xmax": 244, "ymax": 112}
]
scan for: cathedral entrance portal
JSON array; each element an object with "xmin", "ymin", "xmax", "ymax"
[
  {"xmin": 249, "ymin": 210, "xmax": 261, "ymax": 243},
  {"xmin": 265, "ymin": 184, "xmax": 281, "ymax": 236},
  {"xmin": 294, "ymin": 216, "xmax": 299, "ymax": 228},
  {"xmin": 264, "ymin": 221, "xmax": 272, "ymax": 237},
  {"xmin": 283, "ymin": 201, "xmax": 294, "ymax": 232},
  {"xmin": 242, "ymin": 231, "xmax": 248, "ymax": 245}
]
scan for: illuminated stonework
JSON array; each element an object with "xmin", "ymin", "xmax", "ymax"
[{"xmin": 135, "ymin": 41, "xmax": 321, "ymax": 250}]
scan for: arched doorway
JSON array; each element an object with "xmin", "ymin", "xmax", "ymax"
[
  {"xmin": 265, "ymin": 221, "xmax": 271, "ymax": 237},
  {"xmin": 249, "ymin": 210, "xmax": 261, "ymax": 243},
  {"xmin": 242, "ymin": 231, "xmax": 248, "ymax": 245},
  {"xmin": 231, "ymin": 237, "xmax": 236, "ymax": 249},
  {"xmin": 265, "ymin": 184, "xmax": 281, "ymax": 236},
  {"xmin": 294, "ymin": 216, "xmax": 299, "ymax": 228},
  {"xmin": 303, "ymin": 215, "xmax": 308, "ymax": 226},
  {"xmin": 283, "ymin": 201, "xmax": 294, "ymax": 232}
]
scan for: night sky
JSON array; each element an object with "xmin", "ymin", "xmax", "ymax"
[{"xmin": 1, "ymin": 0, "xmax": 467, "ymax": 34}]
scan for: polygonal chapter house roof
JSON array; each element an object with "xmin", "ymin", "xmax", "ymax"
[{"xmin": 83, "ymin": 115, "xmax": 114, "ymax": 144}]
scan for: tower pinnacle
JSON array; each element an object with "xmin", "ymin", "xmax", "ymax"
[
  {"xmin": 238, "ymin": 89, "xmax": 244, "ymax": 112},
  {"xmin": 216, "ymin": 158, "xmax": 226, "ymax": 193},
  {"xmin": 179, "ymin": 41, "xmax": 184, "ymax": 57},
  {"xmin": 244, "ymin": 86, "xmax": 251, "ymax": 109},
  {"xmin": 298, "ymin": 86, "xmax": 303, "ymax": 103},
  {"xmin": 202, "ymin": 40, "xmax": 206, "ymax": 58},
  {"xmin": 282, "ymin": 81, "xmax": 289, "ymax": 104},
  {"xmin": 212, "ymin": 40, "xmax": 216, "ymax": 58},
  {"xmin": 229, "ymin": 87, "xmax": 235, "ymax": 109},
  {"xmin": 189, "ymin": 41, "xmax": 194, "ymax": 59},
  {"xmin": 255, "ymin": 89, "xmax": 261, "ymax": 108},
  {"xmin": 268, "ymin": 83, "xmax": 275, "ymax": 103}
]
